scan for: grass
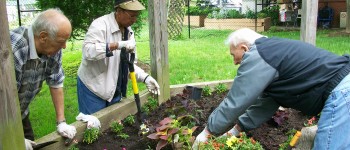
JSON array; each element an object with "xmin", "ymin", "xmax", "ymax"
[{"xmin": 29, "ymin": 27, "xmax": 350, "ymax": 139}]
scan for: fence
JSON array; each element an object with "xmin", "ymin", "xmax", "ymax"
[{"xmin": 6, "ymin": 0, "xmax": 40, "ymax": 30}]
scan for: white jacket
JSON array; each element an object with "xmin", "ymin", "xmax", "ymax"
[{"xmin": 78, "ymin": 12, "xmax": 148, "ymax": 101}]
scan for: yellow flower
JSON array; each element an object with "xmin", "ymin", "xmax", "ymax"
[{"xmin": 226, "ymin": 136, "xmax": 238, "ymax": 148}]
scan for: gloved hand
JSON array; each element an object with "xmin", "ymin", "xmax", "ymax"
[
  {"xmin": 118, "ymin": 38, "xmax": 136, "ymax": 52},
  {"xmin": 192, "ymin": 127, "xmax": 211, "ymax": 150},
  {"xmin": 219, "ymin": 125, "xmax": 240, "ymax": 137},
  {"xmin": 144, "ymin": 76, "xmax": 160, "ymax": 95},
  {"xmin": 57, "ymin": 122, "xmax": 77, "ymax": 139},
  {"xmin": 76, "ymin": 112, "xmax": 101, "ymax": 129},
  {"xmin": 25, "ymin": 138, "xmax": 36, "ymax": 150}
]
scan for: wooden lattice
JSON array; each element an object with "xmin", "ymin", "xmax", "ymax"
[{"xmin": 167, "ymin": 0, "xmax": 185, "ymax": 39}]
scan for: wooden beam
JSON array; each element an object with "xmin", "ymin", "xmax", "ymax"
[
  {"xmin": 347, "ymin": 0, "xmax": 350, "ymax": 33},
  {"xmin": 148, "ymin": 0, "xmax": 170, "ymax": 104},
  {"xmin": 300, "ymin": 0, "xmax": 318, "ymax": 45},
  {"xmin": 0, "ymin": 1, "xmax": 26, "ymax": 149}
]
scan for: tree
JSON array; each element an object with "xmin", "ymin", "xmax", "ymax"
[
  {"xmin": 36, "ymin": 0, "xmax": 148, "ymax": 39},
  {"xmin": 0, "ymin": 1, "xmax": 25, "ymax": 150}
]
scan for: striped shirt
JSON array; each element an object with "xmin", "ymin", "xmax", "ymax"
[{"xmin": 10, "ymin": 26, "xmax": 64, "ymax": 118}]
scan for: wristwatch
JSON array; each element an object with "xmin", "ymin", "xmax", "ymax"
[{"xmin": 56, "ymin": 119, "xmax": 66, "ymax": 125}]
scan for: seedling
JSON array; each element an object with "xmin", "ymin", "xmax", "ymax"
[
  {"xmin": 279, "ymin": 129, "xmax": 298, "ymax": 150},
  {"xmin": 110, "ymin": 120, "xmax": 124, "ymax": 134},
  {"xmin": 117, "ymin": 133, "xmax": 130, "ymax": 139},
  {"xmin": 124, "ymin": 114, "xmax": 136, "ymax": 126},
  {"xmin": 83, "ymin": 127, "xmax": 100, "ymax": 144},
  {"xmin": 215, "ymin": 83, "xmax": 227, "ymax": 94},
  {"xmin": 202, "ymin": 85, "xmax": 212, "ymax": 96}
]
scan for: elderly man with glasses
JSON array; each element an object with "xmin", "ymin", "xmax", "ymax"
[{"xmin": 77, "ymin": 0, "xmax": 160, "ymax": 115}]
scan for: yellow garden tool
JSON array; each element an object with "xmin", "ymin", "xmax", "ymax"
[{"xmin": 121, "ymin": 48, "xmax": 147, "ymax": 123}]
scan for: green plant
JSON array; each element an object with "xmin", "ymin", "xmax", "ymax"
[
  {"xmin": 215, "ymin": 83, "xmax": 227, "ymax": 94},
  {"xmin": 198, "ymin": 132, "xmax": 263, "ymax": 150},
  {"xmin": 147, "ymin": 115, "xmax": 198, "ymax": 150},
  {"xmin": 259, "ymin": 5, "xmax": 280, "ymax": 25},
  {"xmin": 245, "ymin": 8, "xmax": 257, "ymax": 19},
  {"xmin": 83, "ymin": 128, "xmax": 100, "ymax": 144},
  {"xmin": 117, "ymin": 133, "xmax": 130, "ymax": 139},
  {"xmin": 202, "ymin": 85, "xmax": 212, "ymax": 96},
  {"xmin": 110, "ymin": 120, "xmax": 124, "ymax": 134},
  {"xmin": 279, "ymin": 129, "xmax": 297, "ymax": 150},
  {"xmin": 186, "ymin": 6, "xmax": 220, "ymax": 16},
  {"xmin": 124, "ymin": 114, "xmax": 136, "ymax": 126}
]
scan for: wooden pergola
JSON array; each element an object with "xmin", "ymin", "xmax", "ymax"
[{"xmin": 1, "ymin": 0, "xmax": 349, "ymax": 149}]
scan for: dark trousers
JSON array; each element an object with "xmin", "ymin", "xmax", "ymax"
[{"xmin": 22, "ymin": 113, "xmax": 35, "ymax": 140}]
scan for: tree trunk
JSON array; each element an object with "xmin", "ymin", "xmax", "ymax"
[
  {"xmin": 346, "ymin": 0, "xmax": 350, "ymax": 33},
  {"xmin": 0, "ymin": 1, "xmax": 25, "ymax": 150}
]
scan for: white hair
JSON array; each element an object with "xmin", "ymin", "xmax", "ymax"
[
  {"xmin": 31, "ymin": 8, "xmax": 66, "ymax": 40},
  {"xmin": 225, "ymin": 28, "xmax": 266, "ymax": 47}
]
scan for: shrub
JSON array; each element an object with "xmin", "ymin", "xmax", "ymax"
[
  {"xmin": 36, "ymin": 0, "xmax": 148, "ymax": 39},
  {"xmin": 186, "ymin": 6, "xmax": 220, "ymax": 16}
]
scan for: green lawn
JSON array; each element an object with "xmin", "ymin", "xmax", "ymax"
[{"xmin": 29, "ymin": 27, "xmax": 350, "ymax": 139}]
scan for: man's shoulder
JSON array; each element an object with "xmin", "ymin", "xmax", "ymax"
[{"xmin": 10, "ymin": 27, "xmax": 30, "ymax": 60}]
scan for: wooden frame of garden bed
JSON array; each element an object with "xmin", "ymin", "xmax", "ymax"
[
  {"xmin": 36, "ymin": 79, "xmax": 233, "ymax": 150},
  {"xmin": 204, "ymin": 17, "xmax": 271, "ymax": 32}
]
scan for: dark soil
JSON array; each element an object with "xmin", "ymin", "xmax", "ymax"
[
  {"xmin": 76, "ymin": 61, "xmax": 311, "ymax": 150},
  {"xmin": 76, "ymin": 89, "xmax": 311, "ymax": 150}
]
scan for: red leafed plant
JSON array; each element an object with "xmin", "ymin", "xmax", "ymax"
[
  {"xmin": 272, "ymin": 110, "xmax": 289, "ymax": 126},
  {"xmin": 147, "ymin": 115, "xmax": 198, "ymax": 150}
]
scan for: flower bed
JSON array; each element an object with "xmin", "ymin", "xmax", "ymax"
[{"xmin": 73, "ymin": 85, "xmax": 312, "ymax": 150}]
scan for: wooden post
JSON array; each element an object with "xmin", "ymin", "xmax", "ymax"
[
  {"xmin": 300, "ymin": 0, "xmax": 318, "ymax": 45},
  {"xmin": 148, "ymin": 0, "xmax": 170, "ymax": 104},
  {"xmin": 346, "ymin": 0, "xmax": 350, "ymax": 33},
  {"xmin": 0, "ymin": 1, "xmax": 26, "ymax": 150}
]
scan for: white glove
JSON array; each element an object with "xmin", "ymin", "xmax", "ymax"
[
  {"xmin": 25, "ymin": 138, "xmax": 36, "ymax": 150},
  {"xmin": 76, "ymin": 112, "xmax": 101, "ymax": 129},
  {"xmin": 144, "ymin": 76, "xmax": 160, "ymax": 95},
  {"xmin": 192, "ymin": 127, "xmax": 211, "ymax": 150},
  {"xmin": 118, "ymin": 39, "xmax": 136, "ymax": 52},
  {"xmin": 219, "ymin": 126, "xmax": 240, "ymax": 137},
  {"xmin": 57, "ymin": 122, "xmax": 77, "ymax": 139}
]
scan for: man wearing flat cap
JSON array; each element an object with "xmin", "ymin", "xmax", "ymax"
[{"xmin": 77, "ymin": 0, "xmax": 160, "ymax": 114}]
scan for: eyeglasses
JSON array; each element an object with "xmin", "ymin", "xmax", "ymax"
[{"xmin": 123, "ymin": 10, "xmax": 139, "ymax": 20}]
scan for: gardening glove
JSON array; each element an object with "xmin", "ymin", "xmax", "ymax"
[
  {"xmin": 219, "ymin": 126, "xmax": 240, "ymax": 137},
  {"xmin": 24, "ymin": 138, "xmax": 36, "ymax": 150},
  {"xmin": 76, "ymin": 112, "xmax": 101, "ymax": 129},
  {"xmin": 118, "ymin": 38, "xmax": 136, "ymax": 52},
  {"xmin": 57, "ymin": 122, "xmax": 77, "ymax": 139},
  {"xmin": 144, "ymin": 75, "xmax": 160, "ymax": 95},
  {"xmin": 192, "ymin": 127, "xmax": 211, "ymax": 150}
]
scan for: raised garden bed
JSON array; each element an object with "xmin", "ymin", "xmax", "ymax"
[
  {"xmin": 74, "ymin": 86, "xmax": 311, "ymax": 150},
  {"xmin": 182, "ymin": 15, "xmax": 207, "ymax": 27},
  {"xmin": 204, "ymin": 17, "xmax": 271, "ymax": 32},
  {"xmin": 37, "ymin": 80, "xmax": 313, "ymax": 150}
]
